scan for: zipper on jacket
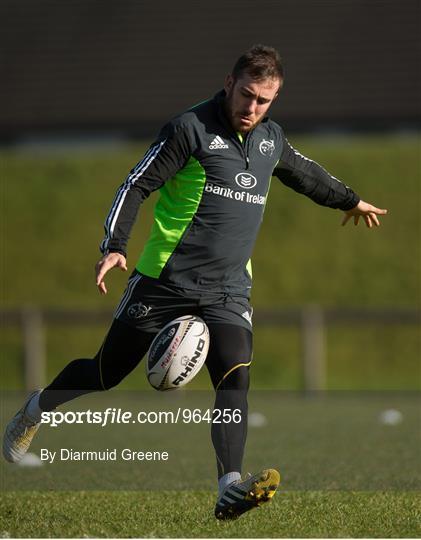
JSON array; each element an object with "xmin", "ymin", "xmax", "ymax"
[
  {"xmin": 243, "ymin": 131, "xmax": 252, "ymax": 170},
  {"xmin": 228, "ymin": 133, "xmax": 249, "ymax": 169},
  {"xmin": 235, "ymin": 130, "xmax": 252, "ymax": 169},
  {"xmin": 240, "ymin": 140, "xmax": 250, "ymax": 170},
  {"xmin": 237, "ymin": 137, "xmax": 249, "ymax": 169}
]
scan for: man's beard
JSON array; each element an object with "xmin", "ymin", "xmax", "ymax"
[{"xmin": 224, "ymin": 92, "xmax": 257, "ymax": 133}]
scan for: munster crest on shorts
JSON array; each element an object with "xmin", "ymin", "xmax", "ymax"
[
  {"xmin": 259, "ymin": 139, "xmax": 275, "ymax": 157},
  {"xmin": 127, "ymin": 302, "xmax": 152, "ymax": 319}
]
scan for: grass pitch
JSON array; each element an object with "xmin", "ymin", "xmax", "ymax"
[
  {"xmin": 1, "ymin": 490, "xmax": 420, "ymax": 538},
  {"xmin": 1, "ymin": 135, "xmax": 420, "ymax": 537},
  {"xmin": 2, "ymin": 135, "xmax": 420, "ymax": 392},
  {"xmin": 1, "ymin": 392, "xmax": 420, "ymax": 537}
]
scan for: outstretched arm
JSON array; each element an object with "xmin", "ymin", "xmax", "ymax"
[
  {"xmin": 273, "ymin": 131, "xmax": 387, "ymax": 226},
  {"xmin": 273, "ymin": 133, "xmax": 360, "ymax": 210},
  {"xmin": 342, "ymin": 200, "xmax": 388, "ymax": 228}
]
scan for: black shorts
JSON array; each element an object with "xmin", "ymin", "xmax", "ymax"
[{"xmin": 114, "ymin": 271, "xmax": 253, "ymax": 333}]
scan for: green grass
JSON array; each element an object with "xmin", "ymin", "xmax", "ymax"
[
  {"xmin": 2, "ymin": 392, "xmax": 419, "ymax": 492},
  {"xmin": 1, "ymin": 376, "xmax": 420, "ymax": 537},
  {"xmin": 1, "ymin": 135, "xmax": 420, "ymax": 390},
  {"xmin": 1, "ymin": 490, "xmax": 420, "ymax": 537},
  {"xmin": 2, "ymin": 135, "xmax": 420, "ymax": 309},
  {"xmin": 1, "ymin": 138, "xmax": 419, "ymax": 538}
]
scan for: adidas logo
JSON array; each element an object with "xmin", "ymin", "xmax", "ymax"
[{"xmin": 209, "ymin": 136, "xmax": 229, "ymax": 150}]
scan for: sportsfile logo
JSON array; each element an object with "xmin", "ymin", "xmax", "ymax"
[{"xmin": 209, "ymin": 136, "xmax": 229, "ymax": 149}]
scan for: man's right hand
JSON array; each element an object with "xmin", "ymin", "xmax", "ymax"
[{"xmin": 95, "ymin": 252, "xmax": 128, "ymax": 295}]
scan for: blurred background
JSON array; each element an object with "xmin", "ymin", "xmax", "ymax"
[{"xmin": 1, "ymin": 0, "xmax": 420, "ymax": 391}]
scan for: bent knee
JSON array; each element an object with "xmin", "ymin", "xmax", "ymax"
[{"xmin": 217, "ymin": 364, "xmax": 250, "ymax": 391}]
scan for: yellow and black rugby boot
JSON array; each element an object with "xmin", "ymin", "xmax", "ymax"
[{"xmin": 215, "ymin": 468, "xmax": 280, "ymax": 520}]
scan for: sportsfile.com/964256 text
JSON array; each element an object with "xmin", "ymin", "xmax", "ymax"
[{"xmin": 40, "ymin": 408, "xmax": 242, "ymax": 427}]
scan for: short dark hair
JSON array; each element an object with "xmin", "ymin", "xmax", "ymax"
[{"xmin": 232, "ymin": 44, "xmax": 284, "ymax": 82}]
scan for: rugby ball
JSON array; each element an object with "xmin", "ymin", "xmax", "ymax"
[{"xmin": 146, "ymin": 315, "xmax": 210, "ymax": 391}]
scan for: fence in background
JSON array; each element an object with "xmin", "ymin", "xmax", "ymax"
[{"xmin": 1, "ymin": 307, "xmax": 419, "ymax": 391}]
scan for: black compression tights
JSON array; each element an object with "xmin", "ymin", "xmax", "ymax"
[{"xmin": 39, "ymin": 319, "xmax": 252, "ymax": 478}]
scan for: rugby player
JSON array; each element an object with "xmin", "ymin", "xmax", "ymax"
[{"xmin": 3, "ymin": 45, "xmax": 387, "ymax": 520}]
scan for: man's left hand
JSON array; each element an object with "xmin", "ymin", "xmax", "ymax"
[{"xmin": 342, "ymin": 200, "xmax": 388, "ymax": 228}]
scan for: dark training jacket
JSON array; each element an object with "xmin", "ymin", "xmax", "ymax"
[{"xmin": 100, "ymin": 90, "xmax": 360, "ymax": 296}]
